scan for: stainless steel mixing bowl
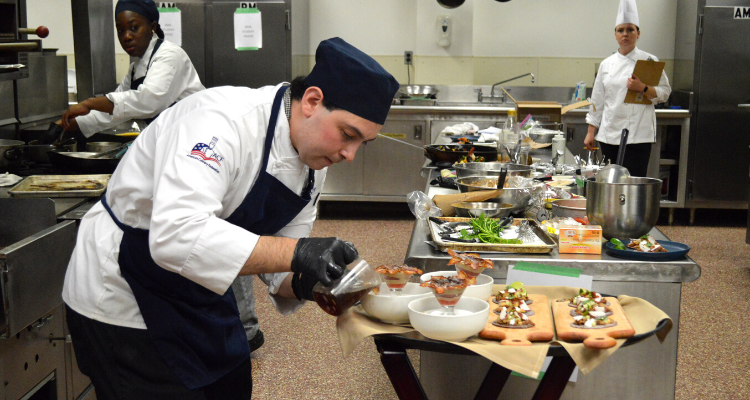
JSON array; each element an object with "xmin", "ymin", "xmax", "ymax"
[
  {"xmin": 455, "ymin": 176, "xmax": 540, "ymax": 213},
  {"xmin": 452, "ymin": 202, "xmax": 514, "ymax": 218},
  {"xmin": 586, "ymin": 177, "xmax": 661, "ymax": 240}
]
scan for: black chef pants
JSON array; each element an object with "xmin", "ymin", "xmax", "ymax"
[
  {"xmin": 66, "ymin": 305, "xmax": 253, "ymax": 400},
  {"xmin": 599, "ymin": 142, "xmax": 652, "ymax": 178}
]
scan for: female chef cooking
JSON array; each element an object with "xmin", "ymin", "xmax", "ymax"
[
  {"xmin": 62, "ymin": 37, "xmax": 400, "ymax": 399},
  {"xmin": 583, "ymin": 0, "xmax": 671, "ymax": 177},
  {"xmin": 46, "ymin": 0, "xmax": 203, "ymax": 140}
]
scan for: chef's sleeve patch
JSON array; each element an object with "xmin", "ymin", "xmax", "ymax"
[{"xmin": 187, "ymin": 136, "xmax": 225, "ymax": 173}]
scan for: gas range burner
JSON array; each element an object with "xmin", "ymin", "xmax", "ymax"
[{"xmin": 6, "ymin": 160, "xmax": 67, "ymax": 177}]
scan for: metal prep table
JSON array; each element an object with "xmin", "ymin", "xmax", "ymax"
[{"xmin": 403, "ymin": 163, "xmax": 701, "ymax": 400}]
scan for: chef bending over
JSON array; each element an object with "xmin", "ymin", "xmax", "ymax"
[{"xmin": 62, "ymin": 37, "xmax": 399, "ymax": 399}]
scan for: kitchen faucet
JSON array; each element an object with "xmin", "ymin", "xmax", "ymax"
[{"xmin": 476, "ymin": 73, "xmax": 535, "ymax": 103}]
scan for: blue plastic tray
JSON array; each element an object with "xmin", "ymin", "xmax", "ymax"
[{"xmin": 449, "ymin": 135, "xmax": 481, "ymax": 142}]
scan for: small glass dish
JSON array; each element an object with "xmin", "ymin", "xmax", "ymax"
[{"xmin": 312, "ymin": 259, "xmax": 381, "ymax": 317}]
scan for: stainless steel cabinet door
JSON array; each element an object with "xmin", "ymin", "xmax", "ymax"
[
  {"xmin": 321, "ymin": 150, "xmax": 364, "ymax": 195},
  {"xmin": 206, "ymin": 1, "xmax": 290, "ymax": 88},
  {"xmin": 364, "ymin": 120, "xmax": 428, "ymax": 196},
  {"xmin": 691, "ymin": 6, "xmax": 750, "ymax": 203},
  {"xmin": 174, "ymin": 2, "xmax": 207, "ymax": 84}
]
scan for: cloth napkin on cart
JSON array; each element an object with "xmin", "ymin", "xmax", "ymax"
[{"xmin": 336, "ymin": 285, "xmax": 672, "ymax": 379}]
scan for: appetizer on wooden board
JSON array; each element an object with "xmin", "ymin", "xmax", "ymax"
[
  {"xmin": 552, "ymin": 297, "xmax": 635, "ymax": 349},
  {"xmin": 479, "ymin": 293, "xmax": 554, "ymax": 346}
]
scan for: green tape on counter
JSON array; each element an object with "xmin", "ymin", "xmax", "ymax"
[{"xmin": 513, "ymin": 262, "xmax": 581, "ymax": 278}]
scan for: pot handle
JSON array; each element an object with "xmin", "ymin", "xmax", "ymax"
[
  {"xmin": 616, "ymin": 129, "xmax": 629, "ymax": 165},
  {"xmin": 4, "ymin": 147, "xmax": 22, "ymax": 161}
]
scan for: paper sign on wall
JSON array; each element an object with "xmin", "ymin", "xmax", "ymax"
[
  {"xmin": 234, "ymin": 8, "xmax": 262, "ymax": 51},
  {"xmin": 158, "ymin": 7, "xmax": 182, "ymax": 46}
]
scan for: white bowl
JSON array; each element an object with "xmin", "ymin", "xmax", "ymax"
[
  {"xmin": 407, "ymin": 297, "xmax": 490, "ymax": 342},
  {"xmin": 360, "ymin": 282, "xmax": 432, "ymax": 324},
  {"xmin": 420, "ymin": 271, "xmax": 494, "ymax": 300}
]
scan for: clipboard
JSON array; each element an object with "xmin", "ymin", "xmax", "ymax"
[{"xmin": 624, "ymin": 59, "xmax": 665, "ymax": 105}]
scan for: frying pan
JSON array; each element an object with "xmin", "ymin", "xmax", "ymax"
[
  {"xmin": 47, "ymin": 151, "xmax": 121, "ymax": 174},
  {"xmin": 423, "ymin": 144, "xmax": 497, "ymax": 164}
]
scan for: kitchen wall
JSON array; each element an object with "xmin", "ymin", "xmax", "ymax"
[
  {"xmin": 296, "ymin": 0, "xmax": 679, "ymax": 89},
  {"xmin": 25, "ymin": 0, "xmax": 680, "ymax": 93}
]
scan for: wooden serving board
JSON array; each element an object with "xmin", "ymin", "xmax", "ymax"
[
  {"xmin": 479, "ymin": 294, "xmax": 554, "ymax": 346},
  {"xmin": 552, "ymin": 297, "xmax": 635, "ymax": 349}
]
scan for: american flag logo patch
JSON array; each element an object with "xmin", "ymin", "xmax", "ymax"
[{"xmin": 187, "ymin": 136, "xmax": 224, "ymax": 171}]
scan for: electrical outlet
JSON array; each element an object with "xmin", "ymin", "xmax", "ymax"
[{"xmin": 404, "ymin": 51, "xmax": 413, "ymax": 66}]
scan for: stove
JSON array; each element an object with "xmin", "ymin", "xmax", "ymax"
[{"xmin": 5, "ymin": 159, "xmax": 69, "ymax": 177}]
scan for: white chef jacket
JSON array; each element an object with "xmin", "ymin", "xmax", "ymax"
[
  {"xmin": 76, "ymin": 35, "xmax": 205, "ymax": 138},
  {"xmin": 586, "ymin": 47, "xmax": 671, "ymax": 144},
  {"xmin": 63, "ymin": 83, "xmax": 324, "ymax": 329}
]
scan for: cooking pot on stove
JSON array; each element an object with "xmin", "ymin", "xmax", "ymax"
[
  {"xmin": 4, "ymin": 139, "xmax": 78, "ymax": 164},
  {"xmin": 0, "ymin": 139, "xmax": 24, "ymax": 167},
  {"xmin": 586, "ymin": 177, "xmax": 661, "ymax": 240}
]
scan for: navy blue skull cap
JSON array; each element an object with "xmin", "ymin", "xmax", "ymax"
[
  {"xmin": 305, "ymin": 37, "xmax": 399, "ymax": 125},
  {"xmin": 115, "ymin": 0, "xmax": 160, "ymax": 23}
]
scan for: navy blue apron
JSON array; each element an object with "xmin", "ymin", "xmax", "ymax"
[
  {"xmin": 100, "ymin": 85, "xmax": 315, "ymax": 390},
  {"xmin": 130, "ymin": 39, "xmax": 173, "ymax": 124},
  {"xmin": 130, "ymin": 38, "xmax": 163, "ymax": 90}
]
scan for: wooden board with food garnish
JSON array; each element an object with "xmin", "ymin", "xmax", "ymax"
[
  {"xmin": 479, "ymin": 293, "xmax": 554, "ymax": 346},
  {"xmin": 552, "ymin": 296, "xmax": 635, "ymax": 349},
  {"xmin": 9, "ymin": 174, "xmax": 110, "ymax": 198}
]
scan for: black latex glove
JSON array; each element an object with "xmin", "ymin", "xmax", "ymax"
[
  {"xmin": 291, "ymin": 273, "xmax": 319, "ymax": 301},
  {"xmin": 291, "ymin": 237, "xmax": 358, "ymax": 288},
  {"xmin": 40, "ymin": 122, "xmax": 64, "ymax": 145}
]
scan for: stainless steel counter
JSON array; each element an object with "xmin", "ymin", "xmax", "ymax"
[
  {"xmin": 408, "ymin": 161, "xmax": 701, "ymax": 400},
  {"xmin": 390, "ymin": 103, "xmax": 690, "ymax": 119},
  {"xmin": 0, "ymin": 188, "xmax": 95, "ymax": 399},
  {"xmin": 0, "ymin": 186, "xmax": 91, "ymax": 217},
  {"xmin": 407, "ymin": 219, "xmax": 700, "ymax": 284}
]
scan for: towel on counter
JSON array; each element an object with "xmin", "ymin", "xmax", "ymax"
[
  {"xmin": 440, "ymin": 122, "xmax": 479, "ymax": 136},
  {"xmin": 478, "ymin": 126, "xmax": 502, "ymax": 143},
  {"xmin": 0, "ymin": 173, "xmax": 22, "ymax": 187}
]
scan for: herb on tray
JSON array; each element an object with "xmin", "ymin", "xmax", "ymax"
[{"xmin": 459, "ymin": 213, "xmax": 522, "ymax": 244}]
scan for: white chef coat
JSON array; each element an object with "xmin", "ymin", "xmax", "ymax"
[
  {"xmin": 63, "ymin": 83, "xmax": 324, "ymax": 329},
  {"xmin": 586, "ymin": 47, "xmax": 671, "ymax": 145},
  {"xmin": 76, "ymin": 35, "xmax": 205, "ymax": 138}
]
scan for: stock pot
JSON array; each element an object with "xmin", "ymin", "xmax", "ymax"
[{"xmin": 586, "ymin": 177, "xmax": 661, "ymax": 240}]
